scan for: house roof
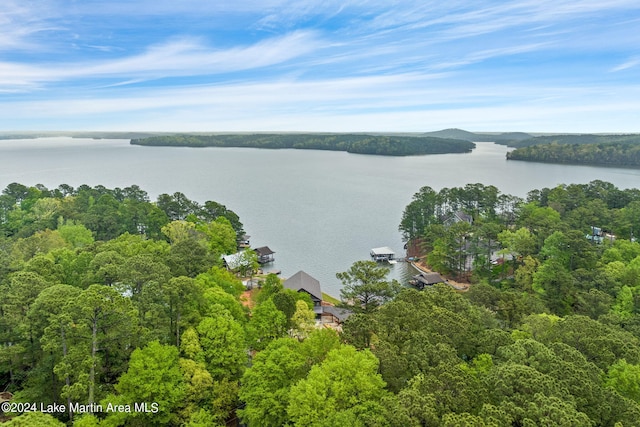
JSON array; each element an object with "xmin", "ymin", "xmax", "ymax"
[
  {"xmin": 370, "ymin": 246, "xmax": 395, "ymax": 256},
  {"xmin": 222, "ymin": 252, "xmax": 251, "ymax": 269},
  {"xmin": 450, "ymin": 211, "xmax": 473, "ymax": 224},
  {"xmin": 283, "ymin": 270, "xmax": 322, "ymax": 302},
  {"xmin": 323, "ymin": 306, "xmax": 353, "ymax": 323},
  {"xmin": 254, "ymin": 246, "xmax": 275, "ymax": 256},
  {"xmin": 413, "ymin": 272, "xmax": 446, "ymax": 286}
]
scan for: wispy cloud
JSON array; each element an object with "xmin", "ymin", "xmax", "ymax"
[
  {"xmin": 2, "ymin": 0, "xmax": 640, "ymax": 131},
  {"xmin": 611, "ymin": 57, "xmax": 640, "ymax": 72},
  {"xmin": 0, "ymin": 1, "xmax": 60, "ymax": 51},
  {"xmin": 0, "ymin": 31, "xmax": 323, "ymax": 90},
  {"xmin": 431, "ymin": 43, "xmax": 550, "ymax": 70},
  {"xmin": 4, "ymin": 73, "xmax": 639, "ymax": 132}
]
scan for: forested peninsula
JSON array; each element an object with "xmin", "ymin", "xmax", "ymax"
[
  {"xmin": 420, "ymin": 129, "xmax": 640, "ymax": 168},
  {"xmin": 497, "ymin": 133, "xmax": 640, "ymax": 148},
  {"xmin": 507, "ymin": 142, "xmax": 640, "ymax": 168},
  {"xmin": 3, "ymin": 180, "xmax": 640, "ymax": 426},
  {"xmin": 130, "ymin": 134, "xmax": 475, "ymax": 156}
]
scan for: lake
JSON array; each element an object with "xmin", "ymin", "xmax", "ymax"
[{"xmin": 1, "ymin": 137, "xmax": 639, "ymax": 296}]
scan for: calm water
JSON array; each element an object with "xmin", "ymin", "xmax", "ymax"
[{"xmin": 1, "ymin": 137, "xmax": 639, "ymax": 296}]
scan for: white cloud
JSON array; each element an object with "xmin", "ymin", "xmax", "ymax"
[
  {"xmin": 4, "ymin": 73, "xmax": 640, "ymax": 132},
  {"xmin": 611, "ymin": 57, "xmax": 640, "ymax": 72},
  {"xmin": 0, "ymin": 0, "xmax": 60, "ymax": 51},
  {"xmin": 0, "ymin": 31, "xmax": 323, "ymax": 90}
]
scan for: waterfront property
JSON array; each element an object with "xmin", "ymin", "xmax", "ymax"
[
  {"xmin": 444, "ymin": 211, "xmax": 473, "ymax": 227},
  {"xmin": 283, "ymin": 270, "xmax": 324, "ymax": 317},
  {"xmin": 222, "ymin": 251, "xmax": 256, "ymax": 276},
  {"xmin": 2, "ymin": 139, "xmax": 637, "ymax": 298},
  {"xmin": 254, "ymin": 246, "xmax": 275, "ymax": 264},
  {"xmin": 411, "ymin": 272, "xmax": 446, "ymax": 290},
  {"xmin": 370, "ymin": 247, "xmax": 395, "ymax": 262},
  {"xmin": 222, "ymin": 252, "xmax": 247, "ymax": 271},
  {"xmin": 321, "ymin": 305, "xmax": 353, "ymax": 326},
  {"xmin": 587, "ymin": 226, "xmax": 616, "ymax": 244}
]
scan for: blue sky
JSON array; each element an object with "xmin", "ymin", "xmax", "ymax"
[{"xmin": 1, "ymin": 0, "xmax": 640, "ymax": 132}]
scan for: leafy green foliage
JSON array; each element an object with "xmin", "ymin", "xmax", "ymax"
[
  {"xmin": 287, "ymin": 346, "xmax": 390, "ymax": 426},
  {"xmin": 246, "ymin": 299, "xmax": 287, "ymax": 350},
  {"xmin": 103, "ymin": 341, "xmax": 185, "ymax": 426},
  {"xmin": 5, "ymin": 180, "xmax": 640, "ymax": 426},
  {"xmin": 337, "ymin": 260, "xmax": 401, "ymax": 313}
]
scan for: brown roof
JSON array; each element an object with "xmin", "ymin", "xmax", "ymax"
[
  {"xmin": 254, "ymin": 246, "xmax": 275, "ymax": 256},
  {"xmin": 414, "ymin": 272, "xmax": 446, "ymax": 286}
]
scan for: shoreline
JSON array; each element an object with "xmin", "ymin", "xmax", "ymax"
[{"xmin": 409, "ymin": 260, "xmax": 470, "ymax": 292}]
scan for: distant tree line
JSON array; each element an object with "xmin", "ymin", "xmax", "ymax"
[
  {"xmin": 497, "ymin": 133, "xmax": 640, "ymax": 148},
  {"xmin": 130, "ymin": 134, "xmax": 475, "ymax": 156},
  {"xmin": 507, "ymin": 142, "xmax": 640, "ymax": 168}
]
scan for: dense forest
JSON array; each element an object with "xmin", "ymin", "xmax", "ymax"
[
  {"xmin": 496, "ymin": 133, "xmax": 640, "ymax": 149},
  {"xmin": 2, "ymin": 180, "xmax": 640, "ymax": 426},
  {"xmin": 506, "ymin": 142, "xmax": 640, "ymax": 168},
  {"xmin": 419, "ymin": 129, "xmax": 640, "ymax": 153},
  {"xmin": 130, "ymin": 134, "xmax": 475, "ymax": 156},
  {"xmin": 397, "ymin": 180, "xmax": 640, "ymax": 425}
]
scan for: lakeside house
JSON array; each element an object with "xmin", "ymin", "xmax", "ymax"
[
  {"xmin": 444, "ymin": 211, "xmax": 473, "ymax": 227},
  {"xmin": 222, "ymin": 252, "xmax": 250, "ymax": 271},
  {"xmin": 587, "ymin": 226, "xmax": 616, "ymax": 244},
  {"xmin": 283, "ymin": 270, "xmax": 324, "ymax": 317},
  {"xmin": 276, "ymin": 270, "xmax": 354, "ymax": 327},
  {"xmin": 237, "ymin": 234, "xmax": 251, "ymax": 248},
  {"xmin": 321, "ymin": 305, "xmax": 353, "ymax": 326}
]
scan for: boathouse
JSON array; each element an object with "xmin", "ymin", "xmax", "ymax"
[
  {"xmin": 370, "ymin": 247, "xmax": 395, "ymax": 262},
  {"xmin": 254, "ymin": 246, "xmax": 275, "ymax": 264},
  {"xmin": 411, "ymin": 272, "xmax": 446, "ymax": 290}
]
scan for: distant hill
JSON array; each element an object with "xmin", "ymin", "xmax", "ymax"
[
  {"xmin": 422, "ymin": 129, "xmax": 533, "ymax": 143},
  {"xmin": 486, "ymin": 132, "xmax": 534, "ymax": 142},
  {"xmin": 422, "ymin": 128, "xmax": 483, "ymax": 141}
]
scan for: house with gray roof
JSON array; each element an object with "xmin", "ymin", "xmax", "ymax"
[
  {"xmin": 444, "ymin": 211, "xmax": 473, "ymax": 227},
  {"xmin": 222, "ymin": 252, "xmax": 249, "ymax": 271},
  {"xmin": 283, "ymin": 271, "xmax": 323, "ymax": 317},
  {"xmin": 322, "ymin": 306, "xmax": 353, "ymax": 325}
]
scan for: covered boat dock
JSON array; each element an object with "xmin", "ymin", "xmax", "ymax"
[{"xmin": 370, "ymin": 246, "xmax": 395, "ymax": 262}]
